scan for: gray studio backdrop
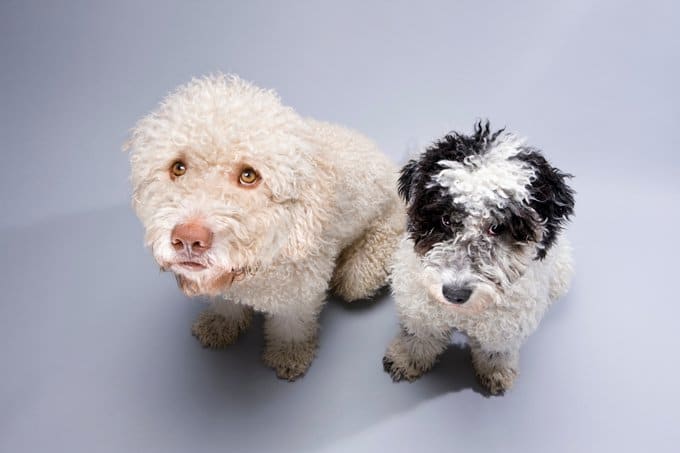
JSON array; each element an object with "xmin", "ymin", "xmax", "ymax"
[{"xmin": 1, "ymin": 1, "xmax": 678, "ymax": 452}]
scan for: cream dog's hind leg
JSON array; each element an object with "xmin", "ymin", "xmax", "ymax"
[
  {"xmin": 331, "ymin": 205, "xmax": 404, "ymax": 302},
  {"xmin": 191, "ymin": 299, "xmax": 253, "ymax": 349}
]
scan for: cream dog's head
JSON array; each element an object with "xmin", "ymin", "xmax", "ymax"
[{"xmin": 126, "ymin": 75, "xmax": 329, "ymax": 296}]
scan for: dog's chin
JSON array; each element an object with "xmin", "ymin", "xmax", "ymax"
[
  {"xmin": 161, "ymin": 260, "xmax": 247, "ymax": 297},
  {"xmin": 171, "ymin": 261, "xmax": 209, "ymax": 273},
  {"xmin": 173, "ymin": 269, "xmax": 245, "ymax": 297}
]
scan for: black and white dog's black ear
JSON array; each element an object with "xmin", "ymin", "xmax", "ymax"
[
  {"xmin": 521, "ymin": 150, "xmax": 575, "ymax": 259},
  {"xmin": 398, "ymin": 159, "xmax": 419, "ymax": 203}
]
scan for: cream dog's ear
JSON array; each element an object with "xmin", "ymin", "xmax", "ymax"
[{"xmin": 275, "ymin": 145, "xmax": 334, "ymax": 262}]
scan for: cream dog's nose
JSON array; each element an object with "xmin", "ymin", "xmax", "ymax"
[{"xmin": 171, "ymin": 222, "xmax": 213, "ymax": 256}]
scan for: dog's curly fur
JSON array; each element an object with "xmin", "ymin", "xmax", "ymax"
[
  {"xmin": 126, "ymin": 74, "xmax": 404, "ymax": 380},
  {"xmin": 383, "ymin": 122, "xmax": 575, "ymax": 394}
]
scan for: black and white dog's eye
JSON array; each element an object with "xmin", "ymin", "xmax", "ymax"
[
  {"xmin": 441, "ymin": 215, "xmax": 452, "ymax": 228},
  {"xmin": 488, "ymin": 224, "xmax": 505, "ymax": 235}
]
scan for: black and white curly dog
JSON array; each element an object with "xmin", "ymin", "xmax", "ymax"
[{"xmin": 384, "ymin": 122, "xmax": 575, "ymax": 394}]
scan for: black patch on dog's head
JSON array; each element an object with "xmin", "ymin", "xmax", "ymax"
[
  {"xmin": 400, "ymin": 121, "xmax": 574, "ymax": 258},
  {"xmin": 512, "ymin": 149, "xmax": 575, "ymax": 258},
  {"xmin": 399, "ymin": 121, "xmax": 505, "ymax": 254},
  {"xmin": 397, "ymin": 159, "xmax": 418, "ymax": 203},
  {"xmin": 488, "ymin": 203, "xmax": 541, "ymax": 244},
  {"xmin": 398, "ymin": 121, "xmax": 503, "ymax": 204}
]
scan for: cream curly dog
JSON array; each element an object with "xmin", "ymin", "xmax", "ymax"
[
  {"xmin": 383, "ymin": 122, "xmax": 575, "ymax": 394},
  {"xmin": 126, "ymin": 74, "xmax": 404, "ymax": 380}
]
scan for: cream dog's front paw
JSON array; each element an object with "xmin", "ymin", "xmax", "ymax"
[
  {"xmin": 191, "ymin": 309, "xmax": 251, "ymax": 349},
  {"xmin": 262, "ymin": 337, "xmax": 318, "ymax": 381}
]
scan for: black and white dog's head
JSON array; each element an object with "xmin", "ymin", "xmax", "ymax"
[{"xmin": 399, "ymin": 121, "xmax": 574, "ymax": 305}]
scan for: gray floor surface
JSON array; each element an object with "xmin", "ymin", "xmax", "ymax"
[{"xmin": 2, "ymin": 1, "xmax": 679, "ymax": 452}]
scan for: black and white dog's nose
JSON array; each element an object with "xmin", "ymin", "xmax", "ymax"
[{"xmin": 442, "ymin": 285, "xmax": 472, "ymax": 304}]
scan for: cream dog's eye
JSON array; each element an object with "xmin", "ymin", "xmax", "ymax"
[
  {"xmin": 170, "ymin": 160, "xmax": 187, "ymax": 178},
  {"xmin": 239, "ymin": 167, "xmax": 259, "ymax": 185}
]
